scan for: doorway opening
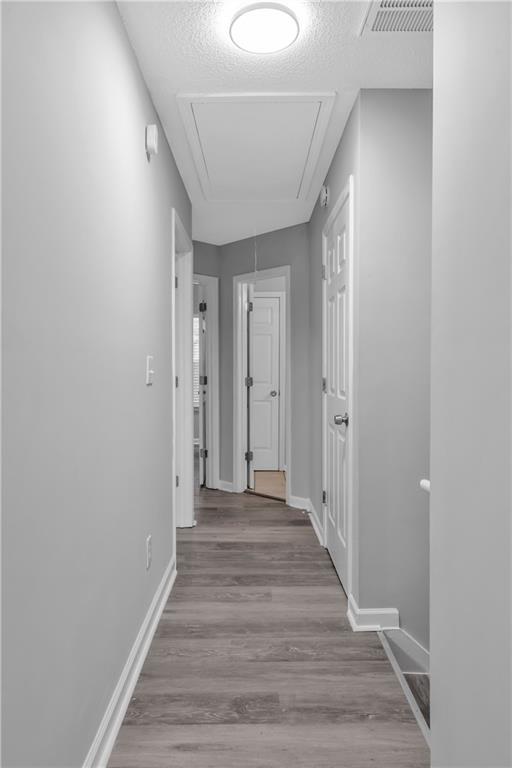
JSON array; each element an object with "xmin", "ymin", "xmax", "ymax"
[{"xmin": 233, "ymin": 266, "xmax": 291, "ymax": 503}]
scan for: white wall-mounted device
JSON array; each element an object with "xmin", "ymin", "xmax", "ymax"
[
  {"xmin": 146, "ymin": 355, "xmax": 155, "ymax": 385},
  {"xmin": 145, "ymin": 124, "xmax": 158, "ymax": 159}
]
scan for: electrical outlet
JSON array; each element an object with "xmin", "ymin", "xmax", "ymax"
[{"xmin": 146, "ymin": 534, "xmax": 152, "ymax": 570}]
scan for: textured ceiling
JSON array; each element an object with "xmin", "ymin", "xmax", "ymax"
[{"xmin": 118, "ymin": 1, "xmax": 432, "ymax": 244}]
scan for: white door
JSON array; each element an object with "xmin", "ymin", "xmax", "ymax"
[
  {"xmin": 250, "ymin": 296, "xmax": 280, "ymax": 472},
  {"xmin": 324, "ymin": 191, "xmax": 351, "ymax": 589},
  {"xmin": 198, "ymin": 294, "xmax": 207, "ymax": 487}
]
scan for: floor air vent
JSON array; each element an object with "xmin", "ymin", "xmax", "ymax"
[{"xmin": 360, "ymin": 0, "xmax": 433, "ymax": 34}]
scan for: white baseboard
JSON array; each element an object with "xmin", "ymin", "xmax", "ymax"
[
  {"xmin": 383, "ymin": 627, "xmax": 430, "ymax": 673},
  {"xmin": 83, "ymin": 559, "xmax": 177, "ymax": 768},
  {"xmin": 217, "ymin": 479, "xmax": 234, "ymax": 493},
  {"xmin": 347, "ymin": 593, "xmax": 399, "ymax": 632},
  {"xmin": 379, "ymin": 631, "xmax": 430, "ymax": 746},
  {"xmin": 288, "ymin": 495, "xmax": 310, "ymax": 511},
  {"xmin": 308, "ymin": 502, "xmax": 325, "ymax": 547}
]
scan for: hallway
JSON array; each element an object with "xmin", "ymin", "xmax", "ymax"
[{"xmin": 109, "ymin": 490, "xmax": 429, "ymax": 767}]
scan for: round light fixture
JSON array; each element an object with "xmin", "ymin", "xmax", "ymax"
[{"xmin": 230, "ymin": 3, "xmax": 299, "ymax": 54}]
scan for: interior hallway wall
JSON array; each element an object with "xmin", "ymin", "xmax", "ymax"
[
  {"xmin": 431, "ymin": 3, "xmax": 511, "ymax": 765},
  {"xmin": 309, "ymin": 90, "xmax": 432, "ymax": 653},
  {"xmin": 1, "ymin": 3, "xmax": 190, "ymax": 766},
  {"xmin": 194, "ymin": 241, "xmax": 221, "ymax": 278},
  {"xmin": 216, "ymin": 224, "xmax": 310, "ymax": 498},
  {"xmin": 357, "ymin": 90, "xmax": 431, "ymax": 651}
]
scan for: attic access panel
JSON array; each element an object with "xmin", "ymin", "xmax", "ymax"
[{"xmin": 178, "ymin": 93, "xmax": 335, "ymax": 202}]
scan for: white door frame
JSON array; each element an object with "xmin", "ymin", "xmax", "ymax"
[
  {"xmin": 171, "ymin": 208, "xmax": 194, "ymax": 529},
  {"xmin": 193, "ymin": 273, "xmax": 220, "ymax": 490},
  {"xmin": 253, "ymin": 290, "xmax": 287, "ymax": 470},
  {"xmin": 321, "ymin": 176, "xmax": 357, "ymax": 596},
  {"xmin": 233, "ymin": 266, "xmax": 291, "ymax": 500}
]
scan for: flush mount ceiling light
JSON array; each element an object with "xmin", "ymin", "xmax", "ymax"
[{"xmin": 230, "ymin": 3, "xmax": 299, "ymax": 54}]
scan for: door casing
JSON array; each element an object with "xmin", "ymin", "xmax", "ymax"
[
  {"xmin": 172, "ymin": 208, "xmax": 194, "ymax": 529},
  {"xmin": 233, "ymin": 266, "xmax": 291, "ymax": 499}
]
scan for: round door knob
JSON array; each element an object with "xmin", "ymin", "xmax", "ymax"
[
  {"xmin": 334, "ymin": 413, "xmax": 349, "ymax": 426},
  {"xmin": 270, "ymin": 390, "xmax": 278, "ymax": 397}
]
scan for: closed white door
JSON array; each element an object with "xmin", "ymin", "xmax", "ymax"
[
  {"xmin": 250, "ymin": 296, "xmax": 280, "ymax": 471},
  {"xmin": 324, "ymin": 193, "xmax": 351, "ymax": 589}
]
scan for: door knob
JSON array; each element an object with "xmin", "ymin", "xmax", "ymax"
[
  {"xmin": 334, "ymin": 413, "xmax": 349, "ymax": 427},
  {"xmin": 270, "ymin": 390, "xmax": 278, "ymax": 397}
]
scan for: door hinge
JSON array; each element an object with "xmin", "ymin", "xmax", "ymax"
[
  {"xmin": 199, "ymin": 375, "xmax": 208, "ymax": 385},
  {"xmin": 248, "ymin": 301, "xmax": 254, "ymax": 312},
  {"xmin": 322, "ymin": 264, "xmax": 327, "ymax": 281},
  {"xmin": 175, "ymin": 375, "xmax": 179, "ymax": 388},
  {"xmin": 322, "ymin": 490, "xmax": 327, "ymax": 504},
  {"xmin": 175, "ymin": 275, "xmax": 178, "ymax": 289},
  {"xmin": 200, "ymin": 448, "xmax": 208, "ymax": 459},
  {"xmin": 176, "ymin": 475, "xmax": 179, "ymax": 487},
  {"xmin": 245, "ymin": 376, "xmax": 254, "ymax": 387},
  {"xmin": 199, "ymin": 301, "xmax": 207, "ymax": 313},
  {"xmin": 245, "ymin": 450, "xmax": 254, "ymax": 462},
  {"xmin": 322, "ymin": 377, "xmax": 327, "ymax": 393}
]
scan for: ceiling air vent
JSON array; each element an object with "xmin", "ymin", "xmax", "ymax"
[{"xmin": 360, "ymin": 0, "xmax": 433, "ymax": 35}]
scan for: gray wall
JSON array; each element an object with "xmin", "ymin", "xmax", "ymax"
[
  {"xmin": 431, "ymin": 3, "xmax": 511, "ymax": 765},
  {"xmin": 1, "ymin": 3, "xmax": 190, "ymax": 766},
  {"xmin": 218, "ymin": 225, "xmax": 310, "ymax": 497},
  {"xmin": 309, "ymin": 91, "xmax": 431, "ymax": 650},
  {"xmin": 194, "ymin": 241, "xmax": 221, "ymax": 277},
  {"xmin": 357, "ymin": 90, "xmax": 431, "ymax": 650}
]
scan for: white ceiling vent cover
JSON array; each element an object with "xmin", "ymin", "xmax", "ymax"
[{"xmin": 361, "ymin": 0, "xmax": 433, "ymax": 34}]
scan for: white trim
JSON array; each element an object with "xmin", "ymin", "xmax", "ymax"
[
  {"xmin": 193, "ymin": 274, "xmax": 220, "ymax": 490},
  {"xmin": 379, "ymin": 631, "xmax": 430, "ymax": 746},
  {"xmin": 308, "ymin": 502, "xmax": 326, "ymax": 548},
  {"xmin": 83, "ymin": 559, "xmax": 177, "ymax": 768},
  {"xmin": 233, "ymin": 266, "xmax": 292, "ymax": 502},
  {"xmin": 217, "ymin": 479, "xmax": 235, "ymax": 493},
  {"xmin": 288, "ymin": 495, "xmax": 310, "ymax": 511},
  {"xmin": 346, "ymin": 593, "xmax": 399, "ymax": 632},
  {"xmin": 383, "ymin": 627, "xmax": 430, "ymax": 674},
  {"xmin": 172, "ymin": 209, "xmax": 194, "ymax": 529},
  {"xmin": 321, "ymin": 175, "xmax": 357, "ymax": 596}
]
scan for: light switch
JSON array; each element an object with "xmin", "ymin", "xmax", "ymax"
[{"xmin": 146, "ymin": 355, "xmax": 154, "ymax": 386}]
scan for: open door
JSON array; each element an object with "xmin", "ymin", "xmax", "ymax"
[
  {"xmin": 323, "ymin": 180, "xmax": 354, "ymax": 591},
  {"xmin": 250, "ymin": 295, "xmax": 281, "ymax": 472}
]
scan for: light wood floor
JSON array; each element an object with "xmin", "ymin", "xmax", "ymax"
[
  {"xmin": 109, "ymin": 488, "xmax": 429, "ymax": 768},
  {"xmin": 253, "ymin": 469, "xmax": 286, "ymax": 500}
]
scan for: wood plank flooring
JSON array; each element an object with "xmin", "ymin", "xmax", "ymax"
[
  {"xmin": 405, "ymin": 673, "xmax": 430, "ymax": 728},
  {"xmin": 109, "ymin": 489, "xmax": 429, "ymax": 768}
]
